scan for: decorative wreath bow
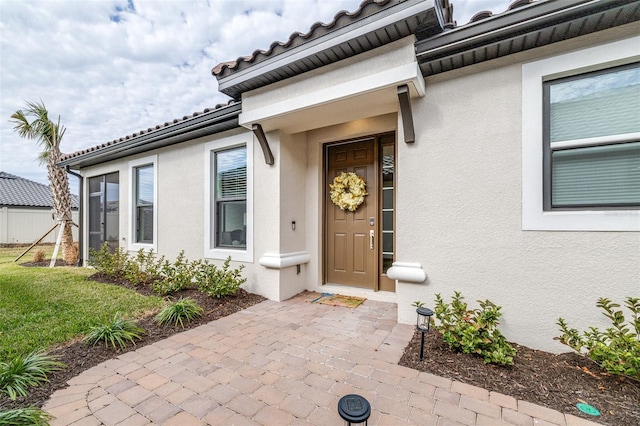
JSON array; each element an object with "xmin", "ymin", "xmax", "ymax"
[{"xmin": 329, "ymin": 172, "xmax": 367, "ymax": 212}]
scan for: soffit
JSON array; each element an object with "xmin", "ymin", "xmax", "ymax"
[{"xmin": 416, "ymin": 0, "xmax": 640, "ymax": 77}]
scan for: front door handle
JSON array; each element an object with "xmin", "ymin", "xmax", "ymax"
[{"xmin": 370, "ymin": 230, "xmax": 374, "ymax": 250}]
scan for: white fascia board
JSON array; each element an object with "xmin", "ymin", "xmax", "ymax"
[
  {"xmin": 218, "ymin": 0, "xmax": 435, "ymax": 92},
  {"xmin": 239, "ymin": 62, "xmax": 425, "ymax": 128}
]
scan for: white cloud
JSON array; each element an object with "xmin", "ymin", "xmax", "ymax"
[{"xmin": 0, "ymin": 0, "xmax": 511, "ymax": 191}]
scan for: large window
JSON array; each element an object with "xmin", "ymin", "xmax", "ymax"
[
  {"xmin": 522, "ymin": 36, "xmax": 640, "ymax": 231},
  {"xmin": 543, "ymin": 63, "xmax": 640, "ymax": 210},
  {"xmin": 129, "ymin": 155, "xmax": 157, "ymax": 249},
  {"xmin": 204, "ymin": 133, "xmax": 253, "ymax": 262},
  {"xmin": 215, "ymin": 146, "xmax": 247, "ymax": 248}
]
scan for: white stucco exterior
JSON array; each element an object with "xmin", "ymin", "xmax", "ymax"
[{"xmin": 76, "ymin": 17, "xmax": 639, "ymax": 353}]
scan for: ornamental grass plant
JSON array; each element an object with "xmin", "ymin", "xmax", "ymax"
[
  {"xmin": 83, "ymin": 313, "xmax": 145, "ymax": 349},
  {"xmin": 155, "ymin": 297, "xmax": 203, "ymax": 328},
  {"xmin": 0, "ymin": 351, "xmax": 64, "ymax": 400},
  {"xmin": 0, "ymin": 407, "xmax": 53, "ymax": 426}
]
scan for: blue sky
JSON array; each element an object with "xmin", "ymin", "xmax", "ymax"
[{"xmin": 0, "ymin": 0, "xmax": 511, "ymax": 194}]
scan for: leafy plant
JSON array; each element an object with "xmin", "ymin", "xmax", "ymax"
[
  {"xmin": 152, "ymin": 251, "xmax": 197, "ymax": 295},
  {"xmin": 155, "ymin": 297, "xmax": 203, "ymax": 328},
  {"xmin": 88, "ymin": 243, "xmax": 131, "ymax": 279},
  {"xmin": 412, "ymin": 301, "xmax": 425, "ymax": 308},
  {"xmin": 197, "ymin": 257, "xmax": 246, "ymax": 298},
  {"xmin": 557, "ymin": 297, "xmax": 640, "ymax": 381},
  {"xmin": 434, "ymin": 291, "xmax": 516, "ymax": 366},
  {"xmin": 0, "ymin": 350, "xmax": 64, "ymax": 400},
  {"xmin": 83, "ymin": 312, "xmax": 145, "ymax": 349},
  {"xmin": 0, "ymin": 407, "xmax": 53, "ymax": 425}
]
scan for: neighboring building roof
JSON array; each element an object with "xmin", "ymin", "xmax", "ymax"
[
  {"xmin": 0, "ymin": 172, "xmax": 79, "ymax": 209},
  {"xmin": 58, "ymin": 101, "xmax": 241, "ymax": 169}
]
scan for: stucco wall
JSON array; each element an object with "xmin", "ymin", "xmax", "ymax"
[{"xmin": 395, "ymin": 39, "xmax": 640, "ymax": 353}]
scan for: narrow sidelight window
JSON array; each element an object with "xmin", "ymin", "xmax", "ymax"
[{"xmin": 134, "ymin": 164, "xmax": 154, "ymax": 243}]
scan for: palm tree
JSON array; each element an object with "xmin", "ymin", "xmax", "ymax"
[{"xmin": 10, "ymin": 101, "xmax": 76, "ymax": 265}]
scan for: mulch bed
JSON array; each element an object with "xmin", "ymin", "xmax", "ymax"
[
  {"xmin": 399, "ymin": 330, "xmax": 640, "ymax": 425},
  {"xmin": 1, "ymin": 272, "xmax": 265, "ymax": 411}
]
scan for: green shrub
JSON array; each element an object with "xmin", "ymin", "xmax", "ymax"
[
  {"xmin": 434, "ymin": 291, "xmax": 516, "ymax": 366},
  {"xmin": 0, "ymin": 350, "xmax": 64, "ymax": 400},
  {"xmin": 0, "ymin": 407, "xmax": 53, "ymax": 426},
  {"xmin": 197, "ymin": 257, "xmax": 246, "ymax": 298},
  {"xmin": 152, "ymin": 251, "xmax": 197, "ymax": 295},
  {"xmin": 155, "ymin": 298, "xmax": 203, "ymax": 328},
  {"xmin": 83, "ymin": 312, "xmax": 145, "ymax": 349},
  {"xmin": 88, "ymin": 243, "xmax": 131, "ymax": 279},
  {"xmin": 557, "ymin": 297, "xmax": 640, "ymax": 381}
]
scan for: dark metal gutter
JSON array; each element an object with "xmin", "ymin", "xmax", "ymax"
[
  {"xmin": 58, "ymin": 103, "xmax": 242, "ymax": 169},
  {"xmin": 65, "ymin": 166, "xmax": 83, "ymax": 267},
  {"xmin": 415, "ymin": 0, "xmax": 640, "ymax": 76}
]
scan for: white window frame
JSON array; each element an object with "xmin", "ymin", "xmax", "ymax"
[
  {"xmin": 128, "ymin": 155, "xmax": 158, "ymax": 251},
  {"xmin": 522, "ymin": 36, "xmax": 640, "ymax": 231},
  {"xmin": 204, "ymin": 132, "xmax": 253, "ymax": 262}
]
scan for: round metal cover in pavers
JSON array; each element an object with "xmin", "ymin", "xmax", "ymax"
[{"xmin": 338, "ymin": 394, "xmax": 371, "ymax": 424}]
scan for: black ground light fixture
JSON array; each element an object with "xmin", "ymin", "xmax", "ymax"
[{"xmin": 416, "ymin": 306, "xmax": 434, "ymax": 360}]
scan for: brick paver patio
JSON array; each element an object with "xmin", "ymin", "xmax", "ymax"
[{"xmin": 44, "ymin": 293, "xmax": 599, "ymax": 425}]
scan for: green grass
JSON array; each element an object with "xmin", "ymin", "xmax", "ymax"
[{"xmin": 0, "ymin": 246, "xmax": 164, "ymax": 360}]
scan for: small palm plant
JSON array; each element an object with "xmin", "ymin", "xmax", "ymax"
[
  {"xmin": 155, "ymin": 297, "xmax": 204, "ymax": 328},
  {"xmin": 0, "ymin": 407, "xmax": 53, "ymax": 426},
  {"xmin": 0, "ymin": 350, "xmax": 65, "ymax": 400},
  {"xmin": 84, "ymin": 312, "xmax": 145, "ymax": 349}
]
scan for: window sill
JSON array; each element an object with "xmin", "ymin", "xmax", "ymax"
[
  {"xmin": 523, "ymin": 210, "xmax": 640, "ymax": 232},
  {"xmin": 205, "ymin": 247, "xmax": 252, "ymax": 263}
]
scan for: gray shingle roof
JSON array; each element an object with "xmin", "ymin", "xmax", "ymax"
[{"xmin": 0, "ymin": 172, "xmax": 79, "ymax": 209}]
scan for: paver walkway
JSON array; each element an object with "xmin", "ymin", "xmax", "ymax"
[{"xmin": 44, "ymin": 293, "xmax": 598, "ymax": 425}]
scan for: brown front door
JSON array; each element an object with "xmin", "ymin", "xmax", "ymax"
[{"xmin": 326, "ymin": 139, "xmax": 377, "ymax": 288}]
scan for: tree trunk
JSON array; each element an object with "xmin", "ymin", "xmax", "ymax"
[{"xmin": 47, "ymin": 149, "xmax": 75, "ymax": 265}]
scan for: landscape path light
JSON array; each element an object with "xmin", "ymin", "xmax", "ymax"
[{"xmin": 416, "ymin": 306, "xmax": 434, "ymax": 361}]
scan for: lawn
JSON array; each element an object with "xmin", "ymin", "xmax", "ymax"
[{"xmin": 0, "ymin": 246, "xmax": 164, "ymax": 360}]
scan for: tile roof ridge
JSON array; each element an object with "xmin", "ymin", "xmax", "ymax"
[
  {"xmin": 212, "ymin": 0, "xmax": 391, "ymax": 77},
  {"xmin": 59, "ymin": 100, "xmax": 239, "ymax": 163}
]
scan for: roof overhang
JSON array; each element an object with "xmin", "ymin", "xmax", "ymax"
[
  {"xmin": 215, "ymin": 0, "xmax": 444, "ymax": 99},
  {"xmin": 416, "ymin": 0, "xmax": 640, "ymax": 76},
  {"xmin": 58, "ymin": 103, "xmax": 242, "ymax": 169}
]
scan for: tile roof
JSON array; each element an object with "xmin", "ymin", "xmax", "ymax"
[
  {"xmin": 58, "ymin": 100, "xmax": 238, "ymax": 164},
  {"xmin": 211, "ymin": 0, "xmax": 393, "ymax": 78},
  {"xmin": 0, "ymin": 172, "xmax": 79, "ymax": 209},
  {"xmin": 210, "ymin": 0, "xmax": 533, "ymax": 79}
]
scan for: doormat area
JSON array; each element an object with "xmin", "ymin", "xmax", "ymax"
[{"xmin": 307, "ymin": 292, "xmax": 366, "ymax": 308}]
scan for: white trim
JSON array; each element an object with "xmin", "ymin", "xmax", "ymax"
[
  {"xmin": 550, "ymin": 132, "xmax": 640, "ymax": 150},
  {"xmin": 239, "ymin": 62, "xmax": 425, "ymax": 127},
  {"xmin": 128, "ymin": 155, "xmax": 158, "ymax": 251},
  {"xmin": 204, "ymin": 132, "xmax": 254, "ymax": 263},
  {"xmin": 521, "ymin": 37, "xmax": 640, "ymax": 232},
  {"xmin": 387, "ymin": 261, "xmax": 426, "ymax": 283},
  {"xmin": 259, "ymin": 251, "xmax": 310, "ymax": 269}
]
